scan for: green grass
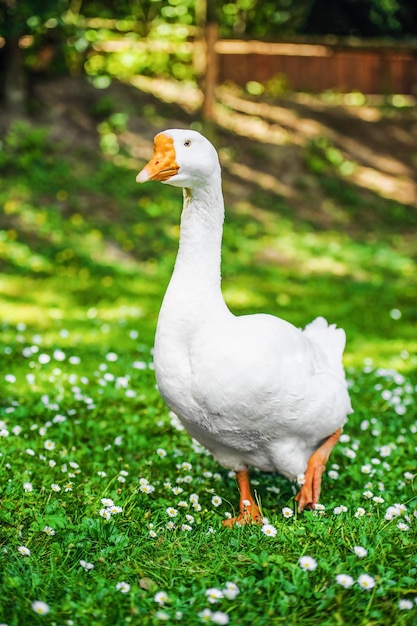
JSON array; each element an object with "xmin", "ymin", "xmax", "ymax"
[
  {"xmin": 1, "ymin": 327, "xmax": 416, "ymax": 625},
  {"xmin": 0, "ymin": 106, "xmax": 416, "ymax": 625}
]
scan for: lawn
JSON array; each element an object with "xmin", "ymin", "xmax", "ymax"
[{"xmin": 0, "ymin": 80, "xmax": 416, "ymax": 625}]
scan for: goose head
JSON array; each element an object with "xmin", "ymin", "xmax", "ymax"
[{"xmin": 136, "ymin": 129, "xmax": 220, "ymax": 189}]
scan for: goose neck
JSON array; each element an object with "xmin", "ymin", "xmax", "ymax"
[{"xmin": 174, "ymin": 178, "xmax": 224, "ymax": 286}]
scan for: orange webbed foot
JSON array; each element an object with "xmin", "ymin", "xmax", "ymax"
[
  {"xmin": 295, "ymin": 464, "xmax": 325, "ymax": 512},
  {"xmin": 295, "ymin": 427, "xmax": 342, "ymax": 513},
  {"xmin": 222, "ymin": 498, "xmax": 262, "ymax": 527},
  {"xmin": 223, "ymin": 468, "xmax": 262, "ymax": 527}
]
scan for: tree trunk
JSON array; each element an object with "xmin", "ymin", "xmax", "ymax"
[{"xmin": 4, "ymin": 35, "xmax": 27, "ymax": 114}]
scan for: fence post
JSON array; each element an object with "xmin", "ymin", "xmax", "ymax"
[{"xmin": 202, "ymin": 0, "xmax": 218, "ymax": 121}]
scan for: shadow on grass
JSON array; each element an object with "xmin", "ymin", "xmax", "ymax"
[{"xmin": 0, "ymin": 76, "xmax": 416, "ymax": 372}]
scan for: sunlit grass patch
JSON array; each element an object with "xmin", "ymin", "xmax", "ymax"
[{"xmin": 1, "ymin": 119, "xmax": 416, "ymax": 370}]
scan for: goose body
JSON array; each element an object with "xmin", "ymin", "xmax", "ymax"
[{"xmin": 137, "ymin": 129, "xmax": 352, "ymax": 521}]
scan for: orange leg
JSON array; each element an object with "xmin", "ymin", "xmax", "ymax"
[
  {"xmin": 223, "ymin": 468, "xmax": 262, "ymax": 527},
  {"xmin": 295, "ymin": 427, "xmax": 342, "ymax": 512}
]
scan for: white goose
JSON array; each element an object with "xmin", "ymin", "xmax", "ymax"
[{"xmin": 137, "ymin": 129, "xmax": 352, "ymax": 525}]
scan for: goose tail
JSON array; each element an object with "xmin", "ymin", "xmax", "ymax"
[{"xmin": 303, "ymin": 316, "xmax": 347, "ymax": 380}]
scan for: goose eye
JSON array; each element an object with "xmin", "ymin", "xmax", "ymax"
[{"xmin": 184, "ymin": 139, "xmax": 192, "ymax": 147}]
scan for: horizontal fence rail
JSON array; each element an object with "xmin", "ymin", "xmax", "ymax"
[{"xmin": 214, "ymin": 39, "xmax": 417, "ymax": 95}]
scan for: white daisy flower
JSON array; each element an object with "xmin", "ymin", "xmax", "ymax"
[
  {"xmin": 353, "ymin": 546, "xmax": 368, "ymax": 558},
  {"xmin": 101, "ymin": 498, "xmax": 114, "ymax": 507},
  {"xmin": 357, "ymin": 573, "xmax": 376, "ymax": 590},
  {"xmin": 166, "ymin": 507, "xmax": 178, "ymax": 518},
  {"xmin": 298, "ymin": 556, "xmax": 317, "ymax": 571},
  {"xmin": 335, "ymin": 573, "xmax": 355, "ymax": 588},
  {"xmin": 206, "ymin": 588, "xmax": 224, "ymax": 604},
  {"xmin": 99, "ymin": 508, "xmax": 111, "ymax": 520},
  {"xmin": 31, "ymin": 601, "xmax": 50, "ymax": 615},
  {"xmin": 199, "ymin": 609, "xmax": 213, "ymax": 622},
  {"xmin": 398, "ymin": 599, "xmax": 414, "ymax": 610},
  {"xmin": 223, "ymin": 582, "xmax": 240, "ymax": 599},
  {"xmin": 181, "ymin": 524, "xmax": 192, "ymax": 532},
  {"xmin": 154, "ymin": 591, "xmax": 169, "ymax": 605},
  {"xmin": 261, "ymin": 523, "xmax": 277, "ymax": 537},
  {"xmin": 140, "ymin": 483, "xmax": 155, "ymax": 494},
  {"xmin": 211, "ymin": 611, "xmax": 230, "ymax": 625}
]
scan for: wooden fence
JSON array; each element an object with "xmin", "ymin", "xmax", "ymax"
[{"xmin": 213, "ymin": 38, "xmax": 417, "ymax": 95}]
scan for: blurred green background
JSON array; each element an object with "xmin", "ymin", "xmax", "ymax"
[{"xmin": 1, "ymin": 0, "xmax": 416, "ymax": 375}]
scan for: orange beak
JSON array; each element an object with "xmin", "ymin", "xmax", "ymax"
[{"xmin": 136, "ymin": 134, "xmax": 179, "ymax": 183}]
